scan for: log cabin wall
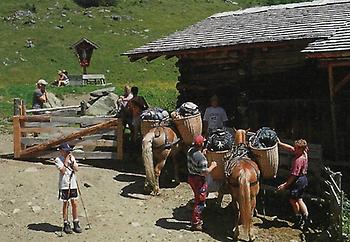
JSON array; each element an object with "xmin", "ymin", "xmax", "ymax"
[{"xmin": 176, "ymin": 42, "xmax": 348, "ymax": 160}]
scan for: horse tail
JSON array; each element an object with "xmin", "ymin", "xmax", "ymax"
[
  {"xmin": 142, "ymin": 131, "xmax": 157, "ymax": 191},
  {"xmin": 238, "ymin": 171, "xmax": 251, "ymax": 237}
]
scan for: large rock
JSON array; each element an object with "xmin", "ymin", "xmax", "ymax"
[
  {"xmin": 42, "ymin": 92, "xmax": 63, "ymax": 108},
  {"xmin": 90, "ymin": 87, "xmax": 116, "ymax": 98},
  {"xmin": 86, "ymin": 93, "xmax": 119, "ymax": 116}
]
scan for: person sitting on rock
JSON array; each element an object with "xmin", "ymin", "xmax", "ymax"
[
  {"xmin": 57, "ymin": 70, "xmax": 70, "ymax": 87},
  {"xmin": 203, "ymin": 95, "xmax": 228, "ymax": 137}
]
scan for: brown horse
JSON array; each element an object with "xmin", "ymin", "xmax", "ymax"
[
  {"xmin": 142, "ymin": 126, "xmax": 181, "ymax": 196},
  {"xmin": 222, "ymin": 129, "xmax": 260, "ymax": 241}
]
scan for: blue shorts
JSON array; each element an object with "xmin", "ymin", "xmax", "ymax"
[
  {"xmin": 59, "ymin": 189, "xmax": 78, "ymax": 201},
  {"xmin": 289, "ymin": 175, "xmax": 308, "ymax": 199}
]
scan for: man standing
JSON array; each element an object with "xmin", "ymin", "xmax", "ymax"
[
  {"xmin": 32, "ymin": 79, "xmax": 48, "ymax": 109},
  {"xmin": 203, "ymin": 95, "xmax": 228, "ymax": 136},
  {"xmin": 187, "ymin": 135, "xmax": 217, "ymax": 231}
]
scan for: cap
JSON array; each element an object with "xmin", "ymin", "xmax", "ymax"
[
  {"xmin": 193, "ymin": 135, "xmax": 206, "ymax": 146},
  {"xmin": 58, "ymin": 143, "xmax": 73, "ymax": 152},
  {"xmin": 37, "ymin": 79, "xmax": 48, "ymax": 85}
]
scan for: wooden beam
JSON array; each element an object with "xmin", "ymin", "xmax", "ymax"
[
  {"xmin": 116, "ymin": 118, "xmax": 124, "ymax": 160},
  {"xmin": 305, "ymin": 51, "xmax": 350, "ymax": 59},
  {"xmin": 26, "ymin": 105, "xmax": 80, "ymax": 114},
  {"xmin": 146, "ymin": 55, "xmax": 161, "ymax": 62},
  {"xmin": 125, "ymin": 39, "xmax": 313, "ymax": 62},
  {"xmin": 129, "ymin": 55, "xmax": 144, "ymax": 62},
  {"xmin": 13, "ymin": 116, "xmax": 22, "ymax": 158},
  {"xmin": 334, "ymin": 72, "xmax": 350, "ymax": 94},
  {"xmin": 19, "ymin": 119, "xmax": 119, "ymax": 158},
  {"xmin": 37, "ymin": 151, "xmax": 119, "ymax": 160},
  {"xmin": 327, "ymin": 64, "xmax": 339, "ymax": 160},
  {"xmin": 165, "ymin": 55, "xmax": 175, "ymax": 60}
]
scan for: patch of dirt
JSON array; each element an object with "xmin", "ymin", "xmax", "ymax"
[{"xmin": 0, "ymin": 133, "xmax": 322, "ymax": 242}]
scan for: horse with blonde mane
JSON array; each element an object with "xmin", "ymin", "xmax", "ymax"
[
  {"xmin": 220, "ymin": 129, "xmax": 260, "ymax": 241},
  {"xmin": 142, "ymin": 126, "xmax": 181, "ymax": 195}
]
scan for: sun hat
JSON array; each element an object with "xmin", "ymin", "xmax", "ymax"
[
  {"xmin": 37, "ymin": 79, "xmax": 48, "ymax": 85},
  {"xmin": 58, "ymin": 143, "xmax": 73, "ymax": 152}
]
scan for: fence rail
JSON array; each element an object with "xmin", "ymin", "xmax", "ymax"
[{"xmin": 13, "ymin": 99, "xmax": 124, "ymax": 161}]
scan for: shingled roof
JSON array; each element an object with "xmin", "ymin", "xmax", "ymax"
[
  {"xmin": 303, "ymin": 23, "xmax": 350, "ymax": 54},
  {"xmin": 123, "ymin": 0, "xmax": 350, "ymax": 59}
]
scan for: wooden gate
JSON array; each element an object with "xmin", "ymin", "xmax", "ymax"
[{"xmin": 13, "ymin": 115, "xmax": 123, "ymax": 160}]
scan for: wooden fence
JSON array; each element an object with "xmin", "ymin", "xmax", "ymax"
[{"xmin": 13, "ymin": 99, "xmax": 123, "ymax": 161}]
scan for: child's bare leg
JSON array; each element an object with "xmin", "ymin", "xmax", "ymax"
[
  {"xmin": 289, "ymin": 199, "xmax": 300, "ymax": 214},
  {"xmin": 63, "ymin": 201, "xmax": 69, "ymax": 221},
  {"xmin": 71, "ymin": 199, "xmax": 79, "ymax": 221},
  {"xmin": 297, "ymin": 199, "xmax": 308, "ymax": 216}
]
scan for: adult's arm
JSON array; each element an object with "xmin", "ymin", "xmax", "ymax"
[
  {"xmin": 277, "ymin": 175, "xmax": 297, "ymax": 191},
  {"xmin": 278, "ymin": 139, "xmax": 295, "ymax": 153}
]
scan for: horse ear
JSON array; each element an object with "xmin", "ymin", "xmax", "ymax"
[{"xmin": 246, "ymin": 128, "xmax": 250, "ymax": 133}]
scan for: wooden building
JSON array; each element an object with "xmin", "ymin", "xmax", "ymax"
[{"xmin": 123, "ymin": 0, "xmax": 350, "ymax": 161}]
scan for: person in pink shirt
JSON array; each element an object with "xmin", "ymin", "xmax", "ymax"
[{"xmin": 277, "ymin": 139, "xmax": 310, "ymax": 229}]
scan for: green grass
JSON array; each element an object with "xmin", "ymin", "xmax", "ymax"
[
  {"xmin": 0, "ymin": 0, "xmax": 246, "ymax": 118},
  {"xmin": 0, "ymin": 0, "xmax": 308, "ymax": 118}
]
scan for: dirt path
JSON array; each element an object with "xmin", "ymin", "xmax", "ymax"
[
  {"xmin": 0, "ymin": 155, "xmax": 315, "ymax": 242},
  {"xmin": 0, "ymin": 132, "xmax": 318, "ymax": 242}
]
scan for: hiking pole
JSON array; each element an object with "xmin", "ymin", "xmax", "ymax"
[{"xmin": 76, "ymin": 179, "xmax": 92, "ymax": 230}]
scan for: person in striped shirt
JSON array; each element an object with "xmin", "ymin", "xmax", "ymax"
[{"xmin": 187, "ymin": 135, "xmax": 217, "ymax": 231}]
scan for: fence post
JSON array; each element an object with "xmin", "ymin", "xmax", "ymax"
[
  {"xmin": 14, "ymin": 98, "xmax": 22, "ymax": 115},
  {"xmin": 13, "ymin": 116, "xmax": 22, "ymax": 158},
  {"xmin": 116, "ymin": 118, "xmax": 124, "ymax": 160}
]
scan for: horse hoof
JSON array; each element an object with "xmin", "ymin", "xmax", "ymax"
[
  {"xmin": 151, "ymin": 189, "xmax": 161, "ymax": 196},
  {"xmin": 232, "ymin": 228, "xmax": 239, "ymax": 240}
]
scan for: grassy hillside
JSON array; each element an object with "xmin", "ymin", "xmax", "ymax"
[{"xmin": 0, "ymin": 0, "xmax": 307, "ymax": 120}]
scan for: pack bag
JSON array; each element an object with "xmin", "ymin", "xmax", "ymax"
[
  {"xmin": 207, "ymin": 128, "xmax": 234, "ymax": 151},
  {"xmin": 140, "ymin": 107, "xmax": 169, "ymax": 121},
  {"xmin": 177, "ymin": 102, "xmax": 200, "ymax": 117},
  {"xmin": 250, "ymin": 127, "xmax": 278, "ymax": 148}
]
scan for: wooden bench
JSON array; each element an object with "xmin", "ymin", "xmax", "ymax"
[{"xmin": 82, "ymin": 74, "xmax": 106, "ymax": 85}]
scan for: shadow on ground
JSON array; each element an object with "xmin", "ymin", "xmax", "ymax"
[{"xmin": 27, "ymin": 222, "xmax": 61, "ymax": 233}]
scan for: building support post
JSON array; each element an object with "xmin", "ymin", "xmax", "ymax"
[{"xmin": 327, "ymin": 64, "xmax": 338, "ymax": 160}]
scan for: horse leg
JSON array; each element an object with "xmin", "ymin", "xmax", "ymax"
[
  {"xmin": 232, "ymin": 200, "xmax": 240, "ymax": 241},
  {"xmin": 170, "ymin": 146, "xmax": 180, "ymax": 184},
  {"xmin": 216, "ymin": 182, "xmax": 226, "ymax": 207},
  {"xmin": 153, "ymin": 154, "xmax": 168, "ymax": 196}
]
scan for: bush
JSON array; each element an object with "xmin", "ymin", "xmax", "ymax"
[{"xmin": 73, "ymin": 0, "xmax": 118, "ymax": 8}]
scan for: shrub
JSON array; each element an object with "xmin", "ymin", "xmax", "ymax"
[{"xmin": 73, "ymin": 0, "xmax": 118, "ymax": 8}]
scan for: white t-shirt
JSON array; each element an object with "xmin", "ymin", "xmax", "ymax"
[
  {"xmin": 55, "ymin": 155, "xmax": 78, "ymax": 190},
  {"xmin": 203, "ymin": 106, "xmax": 228, "ymax": 131}
]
